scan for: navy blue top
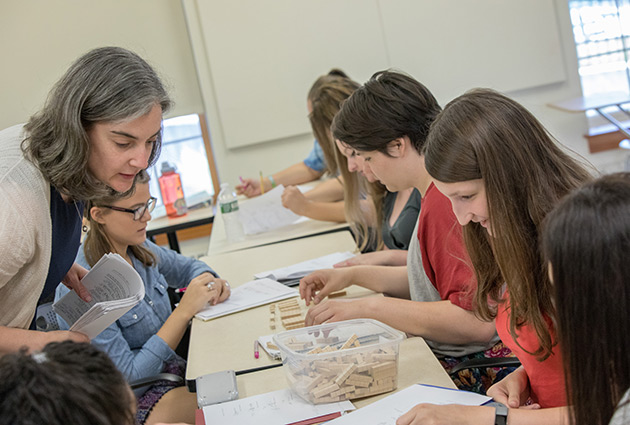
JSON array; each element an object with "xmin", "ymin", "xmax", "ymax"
[{"xmin": 31, "ymin": 185, "xmax": 83, "ymax": 328}]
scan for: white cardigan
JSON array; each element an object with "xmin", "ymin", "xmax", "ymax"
[{"xmin": 0, "ymin": 124, "xmax": 52, "ymax": 329}]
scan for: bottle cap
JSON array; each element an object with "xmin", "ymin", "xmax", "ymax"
[{"xmin": 161, "ymin": 161, "xmax": 176, "ymax": 174}]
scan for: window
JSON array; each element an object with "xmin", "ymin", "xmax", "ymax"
[
  {"xmin": 568, "ymin": 0, "xmax": 630, "ymax": 127},
  {"xmin": 148, "ymin": 113, "xmax": 219, "ymax": 216}
]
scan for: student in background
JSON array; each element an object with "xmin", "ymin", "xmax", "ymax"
[
  {"xmin": 55, "ymin": 171, "xmax": 230, "ymax": 425},
  {"xmin": 300, "ymin": 71, "xmax": 504, "ymax": 394},
  {"xmin": 236, "ymin": 69, "xmax": 353, "ymax": 209},
  {"xmin": 0, "ymin": 341, "xmax": 136, "ymax": 425},
  {"xmin": 543, "ymin": 173, "xmax": 630, "ymax": 425},
  {"xmin": 279, "ymin": 70, "xmax": 421, "ymax": 256},
  {"xmin": 397, "ymin": 89, "xmax": 592, "ymax": 424},
  {"xmin": 0, "ymin": 46, "xmax": 172, "ymax": 354}
]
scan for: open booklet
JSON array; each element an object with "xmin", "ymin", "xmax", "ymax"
[
  {"xmin": 195, "ymin": 278, "xmax": 298, "ymax": 321},
  {"xmin": 326, "ymin": 384, "xmax": 491, "ymax": 424},
  {"xmin": 254, "ymin": 251, "xmax": 355, "ymax": 286},
  {"xmin": 53, "ymin": 253, "xmax": 144, "ymax": 339}
]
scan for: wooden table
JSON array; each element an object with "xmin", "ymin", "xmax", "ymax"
[
  {"xmin": 147, "ymin": 205, "xmax": 214, "ymax": 253},
  {"xmin": 188, "ymin": 231, "xmax": 360, "ymax": 378},
  {"xmin": 189, "ymin": 230, "xmax": 455, "ymax": 424}
]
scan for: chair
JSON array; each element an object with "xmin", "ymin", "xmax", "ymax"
[{"xmin": 448, "ymin": 357, "xmax": 521, "ymax": 376}]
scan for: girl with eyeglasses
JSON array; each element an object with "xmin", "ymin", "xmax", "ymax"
[{"xmin": 55, "ymin": 171, "xmax": 230, "ymax": 425}]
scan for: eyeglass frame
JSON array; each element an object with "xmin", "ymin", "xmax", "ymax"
[{"xmin": 101, "ymin": 196, "xmax": 157, "ymax": 221}]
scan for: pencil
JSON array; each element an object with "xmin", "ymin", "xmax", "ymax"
[{"xmin": 259, "ymin": 171, "xmax": 265, "ymax": 194}]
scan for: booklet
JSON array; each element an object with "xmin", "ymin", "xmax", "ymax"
[
  {"xmin": 195, "ymin": 278, "xmax": 298, "ymax": 321},
  {"xmin": 254, "ymin": 251, "xmax": 355, "ymax": 284},
  {"xmin": 53, "ymin": 253, "xmax": 144, "ymax": 339},
  {"xmin": 200, "ymin": 388, "xmax": 355, "ymax": 425},
  {"xmin": 238, "ymin": 185, "xmax": 302, "ymax": 235},
  {"xmin": 325, "ymin": 384, "xmax": 491, "ymax": 424}
]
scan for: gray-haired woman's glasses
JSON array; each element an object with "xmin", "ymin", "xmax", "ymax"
[{"xmin": 102, "ymin": 197, "xmax": 157, "ymax": 221}]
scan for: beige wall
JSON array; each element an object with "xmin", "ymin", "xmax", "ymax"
[
  {"xmin": 0, "ymin": 0, "xmax": 626, "ymax": 188},
  {"xmin": 0, "ymin": 0, "xmax": 202, "ymax": 125}
]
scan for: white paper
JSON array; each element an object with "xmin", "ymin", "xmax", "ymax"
[
  {"xmin": 254, "ymin": 251, "xmax": 355, "ymax": 282},
  {"xmin": 53, "ymin": 253, "xmax": 144, "ymax": 339},
  {"xmin": 201, "ymin": 388, "xmax": 354, "ymax": 425},
  {"xmin": 238, "ymin": 185, "xmax": 302, "ymax": 235},
  {"xmin": 326, "ymin": 384, "xmax": 491, "ymax": 424},
  {"xmin": 195, "ymin": 278, "xmax": 298, "ymax": 321}
]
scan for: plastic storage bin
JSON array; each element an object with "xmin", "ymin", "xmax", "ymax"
[{"xmin": 272, "ymin": 318, "xmax": 405, "ymax": 404}]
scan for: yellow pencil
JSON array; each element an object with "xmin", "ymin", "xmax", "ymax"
[{"xmin": 259, "ymin": 171, "xmax": 265, "ymax": 194}]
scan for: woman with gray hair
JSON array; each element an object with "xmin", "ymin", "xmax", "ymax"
[{"xmin": 0, "ymin": 46, "xmax": 172, "ymax": 353}]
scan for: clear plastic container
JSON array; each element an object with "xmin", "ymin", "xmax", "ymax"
[
  {"xmin": 273, "ymin": 319, "xmax": 405, "ymax": 404},
  {"xmin": 217, "ymin": 182, "xmax": 244, "ymax": 243}
]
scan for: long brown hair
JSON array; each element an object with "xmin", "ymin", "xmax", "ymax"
[
  {"xmin": 307, "ymin": 69, "xmax": 360, "ymax": 176},
  {"xmin": 543, "ymin": 173, "xmax": 630, "ymax": 425},
  {"xmin": 424, "ymin": 88, "xmax": 593, "ymax": 359},
  {"xmin": 83, "ymin": 170, "xmax": 156, "ymax": 267}
]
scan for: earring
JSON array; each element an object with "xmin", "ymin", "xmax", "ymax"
[{"xmin": 82, "ymin": 224, "xmax": 88, "ymax": 233}]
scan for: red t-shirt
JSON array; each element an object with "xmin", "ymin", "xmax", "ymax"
[
  {"xmin": 417, "ymin": 183, "xmax": 475, "ymax": 310},
  {"xmin": 496, "ymin": 298, "xmax": 566, "ymax": 408}
]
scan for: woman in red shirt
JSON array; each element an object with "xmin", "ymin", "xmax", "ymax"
[{"xmin": 398, "ymin": 89, "xmax": 592, "ymax": 425}]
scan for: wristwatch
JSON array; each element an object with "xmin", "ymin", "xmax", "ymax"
[{"xmin": 493, "ymin": 402, "xmax": 508, "ymax": 425}]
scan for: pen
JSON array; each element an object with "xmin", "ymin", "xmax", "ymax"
[
  {"xmin": 254, "ymin": 339, "xmax": 260, "ymax": 359},
  {"xmin": 175, "ymin": 287, "xmax": 187, "ymax": 294},
  {"xmin": 259, "ymin": 171, "xmax": 265, "ymax": 195}
]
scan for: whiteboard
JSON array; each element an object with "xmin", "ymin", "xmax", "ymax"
[
  {"xmin": 188, "ymin": 0, "xmax": 566, "ymax": 148},
  {"xmin": 378, "ymin": 0, "xmax": 566, "ymax": 104},
  {"xmin": 193, "ymin": 0, "xmax": 389, "ymax": 148}
]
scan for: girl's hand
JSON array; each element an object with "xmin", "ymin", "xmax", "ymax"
[
  {"xmin": 487, "ymin": 366, "xmax": 534, "ymax": 408},
  {"xmin": 177, "ymin": 273, "xmax": 230, "ymax": 318},
  {"xmin": 236, "ymin": 178, "xmax": 261, "ymax": 197},
  {"xmin": 305, "ymin": 298, "xmax": 369, "ymax": 326},
  {"xmin": 397, "ymin": 404, "xmax": 494, "ymax": 425},
  {"xmin": 281, "ymin": 186, "xmax": 308, "ymax": 215},
  {"xmin": 299, "ymin": 268, "xmax": 351, "ymax": 306}
]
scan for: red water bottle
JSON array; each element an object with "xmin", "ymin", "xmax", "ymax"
[{"xmin": 158, "ymin": 162, "xmax": 187, "ymax": 217}]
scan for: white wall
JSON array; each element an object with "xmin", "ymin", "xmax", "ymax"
[{"xmin": 1, "ymin": 0, "xmax": 626, "ymax": 189}]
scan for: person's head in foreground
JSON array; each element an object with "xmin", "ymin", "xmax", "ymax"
[{"xmin": 0, "ymin": 340, "xmax": 135, "ymax": 425}]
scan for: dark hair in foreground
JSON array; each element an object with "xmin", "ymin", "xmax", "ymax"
[
  {"xmin": 331, "ymin": 69, "xmax": 441, "ymax": 155},
  {"xmin": 23, "ymin": 46, "xmax": 172, "ymax": 201},
  {"xmin": 0, "ymin": 341, "xmax": 135, "ymax": 425},
  {"xmin": 424, "ymin": 88, "xmax": 592, "ymax": 359},
  {"xmin": 543, "ymin": 173, "xmax": 630, "ymax": 425}
]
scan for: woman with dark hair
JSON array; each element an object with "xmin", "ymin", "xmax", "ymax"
[
  {"xmin": 301, "ymin": 71, "xmax": 506, "ymax": 394},
  {"xmin": 0, "ymin": 341, "xmax": 136, "ymax": 425},
  {"xmin": 397, "ymin": 88, "xmax": 592, "ymax": 424},
  {"xmin": 543, "ymin": 173, "xmax": 630, "ymax": 425},
  {"xmin": 0, "ymin": 46, "xmax": 172, "ymax": 353},
  {"xmin": 279, "ymin": 69, "xmax": 421, "ymax": 254}
]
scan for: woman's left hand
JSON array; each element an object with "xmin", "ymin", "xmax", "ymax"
[
  {"xmin": 396, "ymin": 404, "xmax": 494, "ymax": 425},
  {"xmin": 189, "ymin": 273, "xmax": 231, "ymax": 306},
  {"xmin": 62, "ymin": 262, "xmax": 92, "ymax": 302},
  {"xmin": 281, "ymin": 186, "xmax": 308, "ymax": 215}
]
